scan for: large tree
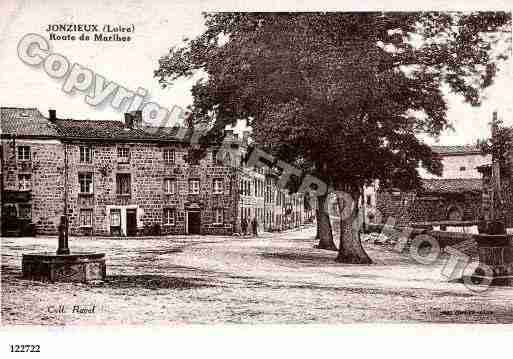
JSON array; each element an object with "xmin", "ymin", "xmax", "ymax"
[{"xmin": 156, "ymin": 12, "xmax": 511, "ymax": 263}]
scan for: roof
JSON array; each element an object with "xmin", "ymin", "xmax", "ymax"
[
  {"xmin": 54, "ymin": 119, "xmax": 154, "ymax": 140},
  {"xmin": 1, "ymin": 106, "xmax": 203, "ymax": 143},
  {"xmin": 421, "ymin": 178, "xmax": 482, "ymax": 194},
  {"xmin": 1, "ymin": 107, "xmax": 60, "ymax": 137},
  {"xmin": 54, "ymin": 120, "xmax": 196, "ymax": 142},
  {"xmin": 431, "ymin": 145, "xmax": 482, "ymax": 155}
]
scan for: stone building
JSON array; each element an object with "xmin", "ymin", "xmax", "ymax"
[
  {"xmin": 376, "ymin": 145, "xmax": 490, "ymax": 226},
  {"xmin": 418, "ymin": 145, "xmax": 491, "ymax": 180},
  {"xmin": 0, "ymin": 108, "xmax": 64, "ymax": 235},
  {"xmin": 1, "ymin": 107, "xmax": 311, "ymax": 236},
  {"xmin": 222, "ymin": 130, "xmax": 312, "ymax": 233}
]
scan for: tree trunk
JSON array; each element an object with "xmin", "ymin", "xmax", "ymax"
[
  {"xmin": 335, "ymin": 190, "xmax": 372, "ymax": 264},
  {"xmin": 316, "ymin": 193, "xmax": 337, "ymax": 251}
]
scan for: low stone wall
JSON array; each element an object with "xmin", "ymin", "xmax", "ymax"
[
  {"xmin": 365, "ymin": 223, "xmax": 475, "ymax": 249},
  {"xmin": 425, "ymin": 230, "xmax": 475, "ymax": 249},
  {"xmin": 376, "ymin": 190, "xmax": 482, "ymax": 227}
]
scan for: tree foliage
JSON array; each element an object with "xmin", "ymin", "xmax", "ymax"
[
  {"xmin": 155, "ymin": 12, "xmax": 511, "ymax": 262},
  {"xmin": 478, "ymin": 119, "xmax": 513, "ymax": 174},
  {"xmin": 156, "ymin": 11, "xmax": 510, "ymax": 192}
]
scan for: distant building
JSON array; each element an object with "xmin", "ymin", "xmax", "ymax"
[
  {"xmin": 375, "ymin": 145, "xmax": 490, "ymax": 226},
  {"xmin": 419, "ymin": 145, "xmax": 490, "ymax": 179},
  {"xmin": 0, "ymin": 107, "xmax": 312, "ymax": 236}
]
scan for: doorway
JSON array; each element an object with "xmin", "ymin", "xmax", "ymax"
[
  {"xmin": 187, "ymin": 211, "xmax": 201, "ymax": 235},
  {"xmin": 447, "ymin": 205, "xmax": 463, "ymax": 221},
  {"xmin": 126, "ymin": 209, "xmax": 137, "ymax": 236}
]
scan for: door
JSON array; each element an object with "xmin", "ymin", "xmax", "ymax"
[
  {"xmin": 126, "ymin": 209, "xmax": 137, "ymax": 236},
  {"xmin": 447, "ymin": 207, "xmax": 463, "ymax": 221},
  {"xmin": 187, "ymin": 211, "xmax": 201, "ymax": 235},
  {"xmin": 110, "ymin": 209, "xmax": 121, "ymax": 236}
]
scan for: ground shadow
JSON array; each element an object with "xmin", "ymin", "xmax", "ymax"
[
  {"xmin": 135, "ymin": 248, "xmax": 184, "ymax": 256},
  {"xmin": 102, "ymin": 274, "xmax": 214, "ymax": 290},
  {"xmin": 259, "ymin": 251, "xmax": 338, "ymax": 267}
]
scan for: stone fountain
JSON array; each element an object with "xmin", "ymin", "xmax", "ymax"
[{"xmin": 22, "ymin": 216, "xmax": 106, "ymax": 283}]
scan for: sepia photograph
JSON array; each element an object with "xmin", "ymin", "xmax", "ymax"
[{"xmin": 1, "ymin": 0, "xmax": 512, "ymax": 357}]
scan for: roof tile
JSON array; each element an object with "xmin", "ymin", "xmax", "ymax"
[
  {"xmin": 1, "ymin": 107, "xmax": 60, "ymax": 137},
  {"xmin": 421, "ymin": 178, "xmax": 482, "ymax": 193}
]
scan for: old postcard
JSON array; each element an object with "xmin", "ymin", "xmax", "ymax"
[{"xmin": 1, "ymin": 0, "xmax": 512, "ymax": 357}]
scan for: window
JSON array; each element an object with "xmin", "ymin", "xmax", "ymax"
[
  {"xmin": 163, "ymin": 208, "xmax": 176, "ymax": 225},
  {"xmin": 224, "ymin": 152, "xmax": 232, "ymax": 166},
  {"xmin": 117, "ymin": 147, "xmax": 130, "ymax": 162},
  {"xmin": 163, "ymin": 148, "xmax": 175, "ymax": 164},
  {"xmin": 189, "ymin": 179, "xmax": 200, "ymax": 194},
  {"xmin": 116, "ymin": 174, "xmax": 131, "ymax": 196},
  {"xmin": 79, "ymin": 209, "xmax": 93, "ymax": 227},
  {"xmin": 110, "ymin": 209, "xmax": 121, "ymax": 227},
  {"xmin": 79, "ymin": 146, "xmax": 92, "ymax": 163},
  {"xmin": 459, "ymin": 166, "xmax": 466, "ymax": 171},
  {"xmin": 79, "ymin": 173, "xmax": 93, "ymax": 194},
  {"xmin": 17, "ymin": 146, "xmax": 30, "ymax": 161},
  {"xmin": 214, "ymin": 208, "xmax": 224, "ymax": 224},
  {"xmin": 366, "ymin": 195, "xmax": 372, "ymax": 206},
  {"xmin": 214, "ymin": 149, "xmax": 223, "ymax": 165},
  {"xmin": 18, "ymin": 204, "xmax": 31, "ymax": 219},
  {"xmin": 18, "ymin": 174, "xmax": 31, "ymax": 190},
  {"xmin": 213, "ymin": 178, "xmax": 223, "ymax": 194},
  {"xmin": 164, "ymin": 178, "xmax": 177, "ymax": 194}
]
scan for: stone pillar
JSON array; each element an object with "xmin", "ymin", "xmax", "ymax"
[
  {"xmin": 56, "ymin": 216, "xmax": 70, "ymax": 255},
  {"xmin": 474, "ymin": 234, "xmax": 513, "ymax": 286}
]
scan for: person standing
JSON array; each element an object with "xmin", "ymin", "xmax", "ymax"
[
  {"xmin": 252, "ymin": 217, "xmax": 258, "ymax": 237},
  {"xmin": 241, "ymin": 217, "xmax": 248, "ymax": 236}
]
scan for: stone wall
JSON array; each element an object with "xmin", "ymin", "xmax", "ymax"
[
  {"xmin": 375, "ymin": 190, "xmax": 416, "ymax": 226},
  {"xmin": 377, "ymin": 189, "xmax": 481, "ymax": 225},
  {"xmin": 65, "ymin": 141, "xmax": 238, "ymax": 236},
  {"xmin": 1, "ymin": 139, "xmax": 65, "ymax": 234},
  {"xmin": 418, "ymin": 153, "xmax": 491, "ymax": 179},
  {"xmin": 2, "ymin": 137, "xmax": 310, "ymax": 237}
]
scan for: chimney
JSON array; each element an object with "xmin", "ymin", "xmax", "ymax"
[
  {"xmin": 130, "ymin": 110, "xmax": 143, "ymax": 129},
  {"xmin": 48, "ymin": 109, "xmax": 56, "ymax": 121},
  {"xmin": 124, "ymin": 111, "xmax": 143, "ymax": 129},
  {"xmin": 124, "ymin": 113, "xmax": 134, "ymax": 128}
]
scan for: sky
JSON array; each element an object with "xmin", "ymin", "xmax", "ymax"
[{"xmin": 0, "ymin": 0, "xmax": 511, "ymax": 144}]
